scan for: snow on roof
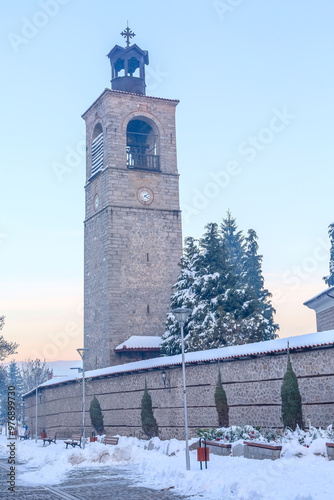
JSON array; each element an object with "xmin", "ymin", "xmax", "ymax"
[
  {"xmin": 24, "ymin": 330, "xmax": 334, "ymax": 397},
  {"xmin": 304, "ymin": 286, "xmax": 334, "ymax": 307},
  {"xmin": 115, "ymin": 335, "xmax": 161, "ymax": 351}
]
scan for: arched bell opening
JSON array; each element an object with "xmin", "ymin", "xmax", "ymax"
[
  {"xmin": 126, "ymin": 118, "xmax": 160, "ymax": 172},
  {"xmin": 114, "ymin": 58, "xmax": 125, "ymax": 77},
  {"xmin": 128, "ymin": 57, "xmax": 140, "ymax": 77}
]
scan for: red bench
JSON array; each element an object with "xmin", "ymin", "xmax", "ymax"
[{"xmin": 206, "ymin": 440, "xmax": 232, "ymax": 456}]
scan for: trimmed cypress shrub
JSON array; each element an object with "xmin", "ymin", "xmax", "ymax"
[
  {"xmin": 141, "ymin": 381, "xmax": 159, "ymax": 438},
  {"xmin": 281, "ymin": 346, "xmax": 304, "ymax": 430},
  {"xmin": 214, "ymin": 369, "xmax": 229, "ymax": 427},
  {"xmin": 89, "ymin": 396, "xmax": 105, "ymax": 434}
]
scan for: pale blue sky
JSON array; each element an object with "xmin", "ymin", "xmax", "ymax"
[{"xmin": 1, "ymin": 0, "xmax": 333, "ymax": 361}]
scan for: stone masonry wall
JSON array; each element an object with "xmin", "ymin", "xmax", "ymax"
[
  {"xmin": 24, "ymin": 346, "xmax": 334, "ymax": 440},
  {"xmin": 317, "ymin": 306, "xmax": 334, "ymax": 332}
]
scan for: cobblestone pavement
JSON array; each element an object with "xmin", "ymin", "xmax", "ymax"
[{"xmin": 0, "ymin": 457, "xmax": 198, "ymax": 500}]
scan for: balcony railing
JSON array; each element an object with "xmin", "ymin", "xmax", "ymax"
[{"xmin": 127, "ymin": 148, "xmax": 160, "ymax": 172}]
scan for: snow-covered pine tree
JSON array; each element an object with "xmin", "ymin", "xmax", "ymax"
[
  {"xmin": 221, "ymin": 210, "xmax": 245, "ymax": 277},
  {"xmin": 323, "ymin": 222, "xmax": 334, "ymax": 287},
  {"xmin": 185, "ymin": 223, "xmax": 236, "ymax": 351},
  {"xmin": 161, "ymin": 237, "xmax": 201, "ymax": 355},
  {"xmin": 242, "ymin": 229, "xmax": 279, "ymax": 341},
  {"xmin": 162, "ymin": 219, "xmax": 279, "ymax": 355}
]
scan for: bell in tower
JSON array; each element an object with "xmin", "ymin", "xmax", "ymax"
[{"xmin": 107, "ymin": 25, "xmax": 149, "ymax": 95}]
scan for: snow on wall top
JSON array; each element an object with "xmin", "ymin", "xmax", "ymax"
[
  {"xmin": 24, "ymin": 330, "xmax": 334, "ymax": 397},
  {"xmin": 114, "ymin": 336, "xmax": 162, "ymax": 351}
]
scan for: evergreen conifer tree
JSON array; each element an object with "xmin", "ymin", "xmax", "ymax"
[
  {"xmin": 141, "ymin": 381, "xmax": 159, "ymax": 439},
  {"xmin": 185, "ymin": 223, "xmax": 236, "ymax": 351},
  {"xmin": 242, "ymin": 229, "xmax": 279, "ymax": 341},
  {"xmin": 214, "ymin": 369, "xmax": 229, "ymax": 427},
  {"xmin": 323, "ymin": 222, "xmax": 334, "ymax": 286},
  {"xmin": 89, "ymin": 396, "xmax": 105, "ymax": 434},
  {"xmin": 162, "ymin": 217, "xmax": 279, "ymax": 355},
  {"xmin": 221, "ymin": 210, "xmax": 245, "ymax": 276},
  {"xmin": 161, "ymin": 237, "xmax": 201, "ymax": 355},
  {"xmin": 281, "ymin": 345, "xmax": 304, "ymax": 430}
]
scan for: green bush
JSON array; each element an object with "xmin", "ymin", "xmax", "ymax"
[
  {"xmin": 141, "ymin": 381, "xmax": 159, "ymax": 439},
  {"xmin": 89, "ymin": 396, "xmax": 105, "ymax": 434},
  {"xmin": 281, "ymin": 348, "xmax": 304, "ymax": 430},
  {"xmin": 214, "ymin": 370, "xmax": 229, "ymax": 427}
]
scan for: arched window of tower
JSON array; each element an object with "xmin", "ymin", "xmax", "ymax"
[
  {"xmin": 91, "ymin": 123, "xmax": 103, "ymax": 176},
  {"xmin": 126, "ymin": 118, "xmax": 160, "ymax": 172},
  {"xmin": 114, "ymin": 57, "xmax": 125, "ymax": 77},
  {"xmin": 128, "ymin": 57, "xmax": 140, "ymax": 77}
]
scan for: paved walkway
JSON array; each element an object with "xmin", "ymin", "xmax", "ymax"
[{"xmin": 0, "ymin": 457, "xmax": 195, "ymax": 499}]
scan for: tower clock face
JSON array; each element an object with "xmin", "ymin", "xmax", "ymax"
[
  {"xmin": 94, "ymin": 194, "xmax": 100, "ymax": 210},
  {"xmin": 137, "ymin": 187, "xmax": 154, "ymax": 205}
]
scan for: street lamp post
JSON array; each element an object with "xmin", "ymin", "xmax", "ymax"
[
  {"xmin": 77, "ymin": 348, "xmax": 89, "ymax": 450},
  {"xmin": 172, "ymin": 307, "xmax": 192, "ymax": 471},
  {"xmin": 35, "ymin": 386, "xmax": 38, "ymax": 443},
  {"xmin": 34, "ymin": 369, "xmax": 41, "ymax": 444}
]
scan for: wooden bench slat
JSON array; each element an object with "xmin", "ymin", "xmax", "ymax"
[
  {"xmin": 103, "ymin": 436, "xmax": 119, "ymax": 446},
  {"xmin": 206, "ymin": 441, "xmax": 231, "ymax": 448},
  {"xmin": 64, "ymin": 434, "xmax": 82, "ymax": 448},
  {"xmin": 243, "ymin": 441, "xmax": 282, "ymax": 451},
  {"xmin": 43, "ymin": 432, "xmax": 57, "ymax": 446}
]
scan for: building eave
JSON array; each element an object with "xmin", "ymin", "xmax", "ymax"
[{"xmin": 82, "ymin": 88, "xmax": 180, "ymax": 119}]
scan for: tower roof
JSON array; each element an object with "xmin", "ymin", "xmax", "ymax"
[
  {"xmin": 107, "ymin": 27, "xmax": 150, "ymax": 95},
  {"xmin": 107, "ymin": 44, "xmax": 149, "ymax": 65}
]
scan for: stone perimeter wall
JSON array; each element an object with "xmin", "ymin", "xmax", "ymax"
[{"xmin": 24, "ymin": 347, "xmax": 334, "ymax": 440}]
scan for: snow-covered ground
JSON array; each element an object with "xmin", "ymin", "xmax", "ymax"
[{"xmin": 0, "ymin": 432, "xmax": 333, "ymax": 499}]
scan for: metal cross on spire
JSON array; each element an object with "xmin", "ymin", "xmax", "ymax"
[{"xmin": 121, "ymin": 23, "xmax": 136, "ymax": 48}]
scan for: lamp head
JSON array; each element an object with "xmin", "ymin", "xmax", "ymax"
[
  {"xmin": 77, "ymin": 348, "xmax": 89, "ymax": 359},
  {"xmin": 172, "ymin": 307, "xmax": 192, "ymax": 325}
]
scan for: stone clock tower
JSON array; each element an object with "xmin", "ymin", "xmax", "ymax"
[{"xmin": 83, "ymin": 28, "xmax": 183, "ymax": 370}]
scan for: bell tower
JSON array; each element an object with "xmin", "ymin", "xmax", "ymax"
[{"xmin": 83, "ymin": 28, "xmax": 183, "ymax": 370}]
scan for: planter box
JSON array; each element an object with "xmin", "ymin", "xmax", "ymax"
[
  {"xmin": 206, "ymin": 441, "xmax": 232, "ymax": 457},
  {"xmin": 326, "ymin": 443, "xmax": 334, "ymax": 461},
  {"xmin": 244, "ymin": 441, "xmax": 282, "ymax": 461}
]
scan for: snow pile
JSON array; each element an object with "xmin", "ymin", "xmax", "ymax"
[{"xmin": 0, "ymin": 432, "xmax": 333, "ymax": 499}]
